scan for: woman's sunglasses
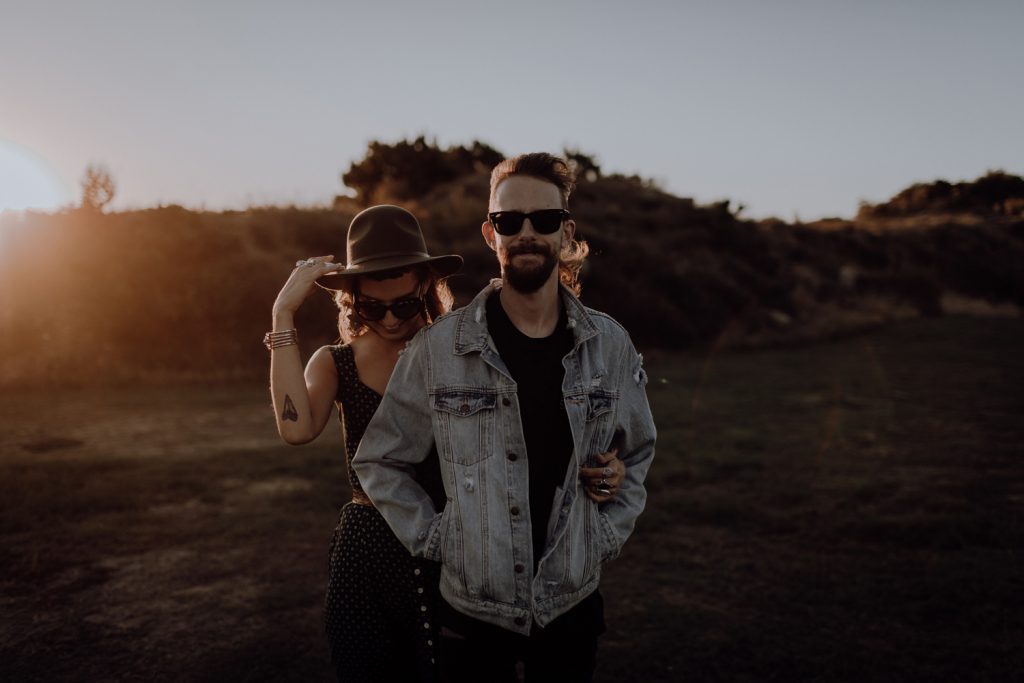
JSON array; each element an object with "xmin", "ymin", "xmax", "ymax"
[
  {"xmin": 487, "ymin": 209, "xmax": 570, "ymax": 236},
  {"xmin": 354, "ymin": 296, "xmax": 426, "ymax": 322}
]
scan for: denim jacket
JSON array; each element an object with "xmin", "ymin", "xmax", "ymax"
[{"xmin": 352, "ymin": 280, "xmax": 656, "ymax": 635}]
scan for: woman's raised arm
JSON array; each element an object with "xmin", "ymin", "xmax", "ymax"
[{"xmin": 268, "ymin": 255, "xmax": 343, "ymax": 444}]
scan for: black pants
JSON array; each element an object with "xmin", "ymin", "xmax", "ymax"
[{"xmin": 438, "ymin": 593, "xmax": 603, "ymax": 683}]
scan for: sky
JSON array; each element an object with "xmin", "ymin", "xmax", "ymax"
[{"xmin": 2, "ymin": 0, "xmax": 1022, "ymax": 220}]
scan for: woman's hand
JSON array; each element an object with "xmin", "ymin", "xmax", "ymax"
[
  {"xmin": 579, "ymin": 448, "xmax": 626, "ymax": 503},
  {"xmin": 272, "ymin": 255, "xmax": 343, "ymax": 320}
]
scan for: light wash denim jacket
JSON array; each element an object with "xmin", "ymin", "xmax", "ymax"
[{"xmin": 352, "ymin": 280, "xmax": 657, "ymax": 635}]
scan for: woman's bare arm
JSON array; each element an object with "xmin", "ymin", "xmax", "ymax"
[
  {"xmin": 270, "ymin": 336, "xmax": 338, "ymax": 444},
  {"xmin": 268, "ymin": 255, "xmax": 343, "ymax": 444}
]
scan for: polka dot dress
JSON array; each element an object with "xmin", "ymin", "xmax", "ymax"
[{"xmin": 325, "ymin": 344, "xmax": 440, "ymax": 682}]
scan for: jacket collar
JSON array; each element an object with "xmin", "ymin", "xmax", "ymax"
[{"xmin": 453, "ymin": 278, "xmax": 600, "ymax": 355}]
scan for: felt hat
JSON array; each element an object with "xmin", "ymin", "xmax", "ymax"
[{"xmin": 316, "ymin": 204, "xmax": 462, "ymax": 290}]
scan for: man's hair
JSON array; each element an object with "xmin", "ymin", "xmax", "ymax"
[
  {"xmin": 332, "ymin": 264, "xmax": 454, "ymax": 343},
  {"xmin": 488, "ymin": 152, "xmax": 590, "ymax": 296}
]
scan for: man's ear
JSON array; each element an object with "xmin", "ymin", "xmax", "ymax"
[
  {"xmin": 481, "ymin": 220, "xmax": 497, "ymax": 252},
  {"xmin": 562, "ymin": 218, "xmax": 576, "ymax": 244}
]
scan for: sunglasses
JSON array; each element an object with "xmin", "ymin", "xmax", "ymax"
[
  {"xmin": 354, "ymin": 296, "xmax": 426, "ymax": 322},
  {"xmin": 487, "ymin": 209, "xmax": 570, "ymax": 236}
]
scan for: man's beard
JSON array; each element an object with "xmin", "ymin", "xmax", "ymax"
[{"xmin": 502, "ymin": 241, "xmax": 559, "ymax": 294}]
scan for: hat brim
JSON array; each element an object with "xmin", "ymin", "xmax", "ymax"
[{"xmin": 315, "ymin": 253, "xmax": 464, "ymax": 291}]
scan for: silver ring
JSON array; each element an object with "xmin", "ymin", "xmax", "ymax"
[
  {"xmin": 602, "ymin": 466, "xmax": 613, "ymax": 477},
  {"xmin": 295, "ymin": 258, "xmax": 316, "ymax": 268}
]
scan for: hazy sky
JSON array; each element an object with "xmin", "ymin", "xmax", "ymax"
[{"xmin": 2, "ymin": 0, "xmax": 1022, "ymax": 219}]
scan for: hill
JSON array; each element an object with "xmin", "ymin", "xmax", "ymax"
[{"xmin": 0, "ymin": 141, "xmax": 1021, "ymax": 385}]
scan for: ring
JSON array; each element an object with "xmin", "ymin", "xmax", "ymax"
[{"xmin": 602, "ymin": 466, "xmax": 613, "ymax": 477}]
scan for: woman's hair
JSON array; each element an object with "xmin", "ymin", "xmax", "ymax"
[
  {"xmin": 488, "ymin": 152, "xmax": 590, "ymax": 296},
  {"xmin": 332, "ymin": 263, "xmax": 455, "ymax": 343}
]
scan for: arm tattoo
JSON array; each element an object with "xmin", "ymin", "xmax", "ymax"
[{"xmin": 281, "ymin": 394, "xmax": 299, "ymax": 422}]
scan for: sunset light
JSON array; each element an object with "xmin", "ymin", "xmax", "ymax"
[{"xmin": 0, "ymin": 141, "xmax": 70, "ymax": 213}]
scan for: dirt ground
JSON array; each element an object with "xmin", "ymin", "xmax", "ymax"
[{"xmin": 1, "ymin": 316, "xmax": 1022, "ymax": 682}]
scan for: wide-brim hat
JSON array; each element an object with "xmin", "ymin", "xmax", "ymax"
[{"xmin": 316, "ymin": 204, "xmax": 463, "ymax": 291}]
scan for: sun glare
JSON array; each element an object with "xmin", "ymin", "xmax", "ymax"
[{"xmin": 0, "ymin": 141, "xmax": 71, "ymax": 213}]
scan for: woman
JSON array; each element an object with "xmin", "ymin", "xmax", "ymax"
[{"xmin": 266, "ymin": 205, "xmax": 624, "ymax": 682}]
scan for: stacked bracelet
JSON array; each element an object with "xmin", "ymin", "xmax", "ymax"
[{"xmin": 264, "ymin": 328, "xmax": 298, "ymax": 350}]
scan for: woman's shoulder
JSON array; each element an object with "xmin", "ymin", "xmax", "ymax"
[{"xmin": 309, "ymin": 343, "xmax": 349, "ymax": 375}]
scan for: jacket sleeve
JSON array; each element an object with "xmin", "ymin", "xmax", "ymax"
[
  {"xmin": 351, "ymin": 328, "xmax": 445, "ymax": 560},
  {"xmin": 597, "ymin": 334, "xmax": 657, "ymax": 562}
]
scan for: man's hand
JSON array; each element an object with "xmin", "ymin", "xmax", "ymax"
[{"xmin": 579, "ymin": 448, "xmax": 626, "ymax": 503}]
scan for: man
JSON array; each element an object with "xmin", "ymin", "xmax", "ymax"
[{"xmin": 353, "ymin": 152, "xmax": 656, "ymax": 681}]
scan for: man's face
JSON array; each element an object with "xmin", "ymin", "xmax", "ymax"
[{"xmin": 482, "ymin": 176, "xmax": 574, "ymax": 294}]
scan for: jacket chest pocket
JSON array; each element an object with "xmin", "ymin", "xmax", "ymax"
[{"xmin": 432, "ymin": 389, "xmax": 497, "ymax": 465}]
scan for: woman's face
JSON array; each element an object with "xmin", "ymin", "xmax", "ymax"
[{"xmin": 355, "ymin": 270, "xmax": 428, "ymax": 342}]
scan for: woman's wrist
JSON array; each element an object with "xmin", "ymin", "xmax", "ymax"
[{"xmin": 272, "ymin": 308, "xmax": 296, "ymax": 330}]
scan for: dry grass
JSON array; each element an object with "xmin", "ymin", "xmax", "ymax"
[{"xmin": 1, "ymin": 316, "xmax": 1022, "ymax": 681}]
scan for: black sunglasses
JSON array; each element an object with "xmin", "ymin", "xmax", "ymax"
[
  {"xmin": 487, "ymin": 209, "xmax": 570, "ymax": 236},
  {"xmin": 354, "ymin": 296, "xmax": 426, "ymax": 322}
]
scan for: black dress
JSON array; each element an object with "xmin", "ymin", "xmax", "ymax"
[{"xmin": 324, "ymin": 344, "xmax": 441, "ymax": 682}]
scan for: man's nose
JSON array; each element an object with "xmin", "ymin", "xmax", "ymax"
[{"xmin": 519, "ymin": 217, "xmax": 538, "ymax": 237}]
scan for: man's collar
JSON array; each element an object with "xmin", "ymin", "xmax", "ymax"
[{"xmin": 453, "ymin": 278, "xmax": 598, "ymax": 355}]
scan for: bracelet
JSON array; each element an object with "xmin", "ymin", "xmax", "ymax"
[{"xmin": 264, "ymin": 328, "xmax": 298, "ymax": 350}]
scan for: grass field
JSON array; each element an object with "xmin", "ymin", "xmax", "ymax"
[{"xmin": 1, "ymin": 316, "xmax": 1022, "ymax": 682}]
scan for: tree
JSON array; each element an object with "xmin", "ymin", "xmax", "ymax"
[
  {"xmin": 341, "ymin": 137, "xmax": 506, "ymax": 205},
  {"xmin": 80, "ymin": 164, "xmax": 115, "ymax": 212}
]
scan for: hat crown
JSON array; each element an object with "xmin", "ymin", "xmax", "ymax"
[
  {"xmin": 347, "ymin": 205, "xmax": 429, "ymax": 267},
  {"xmin": 315, "ymin": 204, "xmax": 462, "ymax": 290}
]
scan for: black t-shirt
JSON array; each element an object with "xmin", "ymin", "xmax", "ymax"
[
  {"xmin": 438, "ymin": 290, "xmax": 604, "ymax": 640},
  {"xmin": 486, "ymin": 290, "xmax": 575, "ymax": 569}
]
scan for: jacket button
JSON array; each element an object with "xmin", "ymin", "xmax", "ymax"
[
  {"xmin": 502, "ymin": 397, "xmax": 510, "ymax": 406},
  {"xmin": 508, "ymin": 453, "xmax": 517, "ymax": 461},
  {"xmin": 510, "ymin": 506, "xmax": 520, "ymax": 516},
  {"xmin": 514, "ymin": 563, "xmax": 525, "ymax": 573},
  {"xmin": 514, "ymin": 616, "xmax": 526, "ymax": 627},
  {"xmin": 459, "ymin": 404, "xmax": 470, "ymax": 414}
]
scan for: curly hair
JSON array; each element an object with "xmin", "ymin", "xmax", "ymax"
[
  {"xmin": 489, "ymin": 152, "xmax": 590, "ymax": 296},
  {"xmin": 332, "ymin": 264, "xmax": 455, "ymax": 343}
]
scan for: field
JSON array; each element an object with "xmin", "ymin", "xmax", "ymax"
[{"xmin": 1, "ymin": 315, "xmax": 1021, "ymax": 682}]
